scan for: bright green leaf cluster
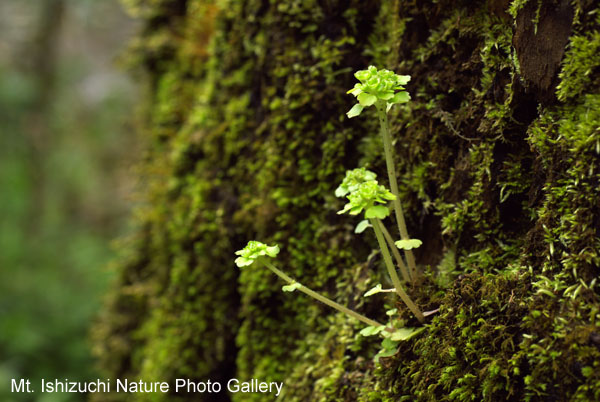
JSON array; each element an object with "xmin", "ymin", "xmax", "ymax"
[
  {"xmin": 347, "ymin": 65, "xmax": 411, "ymax": 118},
  {"xmin": 337, "ymin": 180, "xmax": 395, "ymax": 219},
  {"xmin": 335, "ymin": 168, "xmax": 377, "ymax": 197},
  {"xmin": 234, "ymin": 241, "xmax": 280, "ymax": 267}
]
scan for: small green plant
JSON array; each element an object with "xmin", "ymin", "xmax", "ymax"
[
  {"xmin": 361, "ymin": 307, "xmax": 425, "ymax": 363},
  {"xmin": 234, "ymin": 241, "xmax": 424, "ymax": 357},
  {"xmin": 337, "ymin": 179, "xmax": 425, "ymax": 323},
  {"xmin": 235, "ymin": 241, "xmax": 384, "ymax": 328},
  {"xmin": 233, "ymin": 67, "xmax": 431, "ymax": 363},
  {"xmin": 336, "ymin": 168, "xmax": 411, "ymax": 283},
  {"xmin": 347, "ymin": 65, "xmax": 421, "ymax": 282}
]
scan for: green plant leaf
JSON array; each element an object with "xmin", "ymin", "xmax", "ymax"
[
  {"xmin": 349, "ymin": 206, "xmax": 363, "ymax": 215},
  {"xmin": 347, "ymin": 84, "xmax": 362, "ymax": 96},
  {"xmin": 386, "ymin": 308, "xmax": 398, "ymax": 316},
  {"xmin": 234, "ymin": 257, "xmax": 254, "ymax": 267},
  {"xmin": 334, "ymin": 186, "xmax": 346, "ymax": 198},
  {"xmin": 359, "ymin": 325, "xmax": 386, "ymax": 337},
  {"xmin": 282, "ymin": 282, "xmax": 302, "ymax": 292},
  {"xmin": 365, "ymin": 205, "xmax": 389, "ymax": 219},
  {"xmin": 389, "ymin": 326, "xmax": 425, "ymax": 341},
  {"xmin": 355, "ymin": 220, "xmax": 370, "ymax": 234},
  {"xmin": 354, "ymin": 69, "xmax": 371, "ymax": 82},
  {"xmin": 395, "ymin": 238, "xmax": 422, "ymax": 250},
  {"xmin": 347, "ymin": 103, "xmax": 364, "ymax": 118},
  {"xmin": 374, "ymin": 348, "xmax": 397, "ymax": 362},
  {"xmin": 391, "ymin": 91, "xmax": 410, "ymax": 104},
  {"xmin": 397, "ymin": 75, "xmax": 411, "ymax": 85},
  {"xmin": 381, "ymin": 338, "xmax": 399, "ymax": 350},
  {"xmin": 357, "ymin": 92, "xmax": 377, "ymax": 107},
  {"xmin": 364, "ymin": 283, "xmax": 383, "ymax": 297},
  {"xmin": 374, "ymin": 338, "xmax": 400, "ymax": 362},
  {"xmin": 337, "ymin": 203, "xmax": 354, "ymax": 215},
  {"xmin": 265, "ymin": 245, "xmax": 280, "ymax": 257}
]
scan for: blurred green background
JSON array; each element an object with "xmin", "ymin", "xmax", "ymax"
[{"xmin": 0, "ymin": 0, "xmax": 139, "ymax": 400}]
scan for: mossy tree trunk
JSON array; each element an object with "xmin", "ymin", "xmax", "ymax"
[{"xmin": 94, "ymin": 0, "xmax": 600, "ymax": 400}]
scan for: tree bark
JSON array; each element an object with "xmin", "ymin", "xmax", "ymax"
[{"xmin": 94, "ymin": 1, "xmax": 600, "ymax": 400}]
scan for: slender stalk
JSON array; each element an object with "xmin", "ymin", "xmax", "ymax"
[
  {"xmin": 370, "ymin": 218, "xmax": 424, "ymax": 323},
  {"xmin": 380, "ymin": 221, "xmax": 411, "ymax": 282},
  {"xmin": 260, "ymin": 260, "xmax": 384, "ymax": 328},
  {"xmin": 375, "ymin": 102, "xmax": 419, "ymax": 281}
]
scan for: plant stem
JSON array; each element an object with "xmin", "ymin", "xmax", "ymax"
[
  {"xmin": 375, "ymin": 102, "xmax": 419, "ymax": 281},
  {"xmin": 380, "ymin": 221, "xmax": 412, "ymax": 282},
  {"xmin": 260, "ymin": 260, "xmax": 384, "ymax": 328},
  {"xmin": 370, "ymin": 218, "xmax": 424, "ymax": 323}
]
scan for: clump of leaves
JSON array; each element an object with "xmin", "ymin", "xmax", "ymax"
[
  {"xmin": 234, "ymin": 241, "xmax": 280, "ymax": 267},
  {"xmin": 335, "ymin": 167, "xmax": 377, "ymax": 198},
  {"xmin": 346, "ymin": 65, "xmax": 411, "ymax": 118},
  {"xmin": 338, "ymin": 180, "xmax": 395, "ymax": 219}
]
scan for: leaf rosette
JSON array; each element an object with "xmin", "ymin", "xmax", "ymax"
[
  {"xmin": 337, "ymin": 180, "xmax": 395, "ymax": 219},
  {"xmin": 347, "ymin": 65, "xmax": 411, "ymax": 118},
  {"xmin": 335, "ymin": 168, "xmax": 377, "ymax": 198},
  {"xmin": 234, "ymin": 241, "xmax": 280, "ymax": 267}
]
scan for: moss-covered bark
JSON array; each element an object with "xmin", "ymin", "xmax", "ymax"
[{"xmin": 93, "ymin": 0, "xmax": 600, "ymax": 400}]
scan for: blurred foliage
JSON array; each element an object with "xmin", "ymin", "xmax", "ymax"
[{"xmin": 0, "ymin": 0, "xmax": 138, "ymax": 401}]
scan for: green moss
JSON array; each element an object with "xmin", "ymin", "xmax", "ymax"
[
  {"xmin": 508, "ymin": 0, "xmax": 531, "ymax": 18},
  {"xmin": 556, "ymin": 11, "xmax": 600, "ymax": 102},
  {"xmin": 95, "ymin": 0, "xmax": 600, "ymax": 400}
]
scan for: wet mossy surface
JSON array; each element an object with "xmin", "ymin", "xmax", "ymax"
[{"xmin": 94, "ymin": 0, "xmax": 600, "ymax": 400}]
